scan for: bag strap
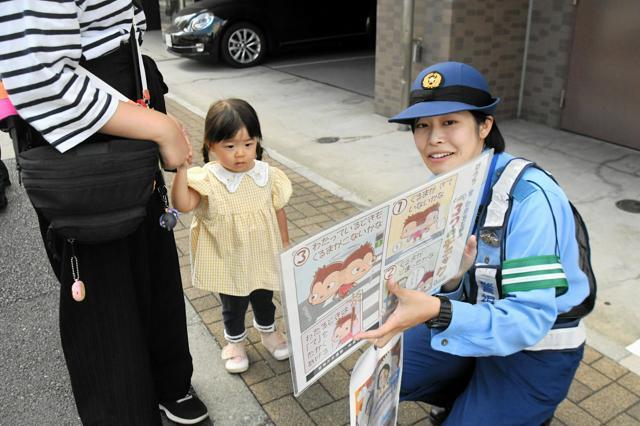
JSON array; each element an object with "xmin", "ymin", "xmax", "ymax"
[{"xmin": 75, "ymin": 2, "xmax": 148, "ymax": 106}]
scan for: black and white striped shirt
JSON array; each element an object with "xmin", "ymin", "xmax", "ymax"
[{"xmin": 0, "ymin": 0, "xmax": 146, "ymax": 152}]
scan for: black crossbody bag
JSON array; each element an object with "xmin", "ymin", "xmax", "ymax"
[{"xmin": 10, "ymin": 21, "xmax": 167, "ymax": 244}]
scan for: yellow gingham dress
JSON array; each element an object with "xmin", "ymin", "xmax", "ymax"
[{"xmin": 186, "ymin": 161, "xmax": 292, "ymax": 296}]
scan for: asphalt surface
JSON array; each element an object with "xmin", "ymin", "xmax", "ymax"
[{"xmin": 0, "ymin": 158, "xmax": 80, "ymax": 424}]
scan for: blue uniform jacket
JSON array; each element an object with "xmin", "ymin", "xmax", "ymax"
[{"xmin": 431, "ymin": 152, "xmax": 590, "ymax": 357}]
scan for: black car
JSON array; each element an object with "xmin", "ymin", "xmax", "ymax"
[{"xmin": 163, "ymin": 0, "xmax": 376, "ymax": 68}]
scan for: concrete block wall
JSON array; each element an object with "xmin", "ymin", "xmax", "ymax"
[
  {"xmin": 449, "ymin": 0, "xmax": 529, "ymax": 120},
  {"xmin": 521, "ymin": 1, "xmax": 575, "ymax": 127},
  {"xmin": 374, "ymin": 0, "xmax": 576, "ymax": 128},
  {"xmin": 374, "ymin": 0, "xmax": 454, "ymax": 118},
  {"xmin": 373, "ymin": 0, "xmax": 406, "ymax": 118}
]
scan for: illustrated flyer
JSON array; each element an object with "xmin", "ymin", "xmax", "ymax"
[
  {"xmin": 349, "ymin": 335, "xmax": 403, "ymax": 426},
  {"xmin": 280, "ymin": 150, "xmax": 493, "ymax": 395}
]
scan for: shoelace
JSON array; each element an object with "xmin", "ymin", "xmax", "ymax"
[{"xmin": 175, "ymin": 394, "xmax": 193, "ymax": 404}]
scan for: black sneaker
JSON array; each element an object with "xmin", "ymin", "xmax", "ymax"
[
  {"xmin": 429, "ymin": 406, "xmax": 449, "ymax": 425},
  {"xmin": 0, "ymin": 183, "xmax": 7, "ymax": 211},
  {"xmin": 159, "ymin": 391, "xmax": 209, "ymax": 425}
]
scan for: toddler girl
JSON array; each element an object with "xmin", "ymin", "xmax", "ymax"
[{"xmin": 171, "ymin": 98, "xmax": 291, "ymax": 373}]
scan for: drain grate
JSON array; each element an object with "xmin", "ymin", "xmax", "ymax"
[
  {"xmin": 615, "ymin": 199, "xmax": 640, "ymax": 214},
  {"xmin": 316, "ymin": 137, "xmax": 340, "ymax": 144}
]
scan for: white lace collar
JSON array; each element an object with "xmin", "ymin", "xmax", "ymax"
[{"xmin": 205, "ymin": 160, "xmax": 269, "ymax": 193}]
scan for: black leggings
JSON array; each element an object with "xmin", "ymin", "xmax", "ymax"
[{"xmin": 220, "ymin": 290, "xmax": 276, "ymax": 342}]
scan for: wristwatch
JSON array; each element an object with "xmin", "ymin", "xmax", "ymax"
[{"xmin": 425, "ymin": 295, "xmax": 452, "ymax": 329}]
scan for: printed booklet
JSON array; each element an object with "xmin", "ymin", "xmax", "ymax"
[
  {"xmin": 280, "ymin": 150, "xmax": 493, "ymax": 395},
  {"xmin": 349, "ymin": 335, "xmax": 403, "ymax": 426}
]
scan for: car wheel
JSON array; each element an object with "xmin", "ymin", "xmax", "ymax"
[{"xmin": 221, "ymin": 22, "xmax": 267, "ymax": 68}]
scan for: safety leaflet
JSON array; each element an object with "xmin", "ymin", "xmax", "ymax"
[{"xmin": 280, "ymin": 150, "xmax": 493, "ymax": 395}]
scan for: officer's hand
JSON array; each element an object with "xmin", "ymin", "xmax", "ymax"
[
  {"xmin": 459, "ymin": 235, "xmax": 477, "ymax": 276},
  {"xmin": 441, "ymin": 235, "xmax": 477, "ymax": 292},
  {"xmin": 354, "ymin": 280, "xmax": 441, "ymax": 348}
]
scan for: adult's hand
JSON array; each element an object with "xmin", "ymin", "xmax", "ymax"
[
  {"xmin": 166, "ymin": 113, "xmax": 193, "ymax": 166},
  {"xmin": 441, "ymin": 235, "xmax": 477, "ymax": 292},
  {"xmin": 354, "ymin": 280, "xmax": 441, "ymax": 348},
  {"xmin": 156, "ymin": 114, "xmax": 192, "ymax": 170}
]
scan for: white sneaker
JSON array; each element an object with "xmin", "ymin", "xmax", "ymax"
[
  {"xmin": 221, "ymin": 342, "xmax": 249, "ymax": 373},
  {"xmin": 261, "ymin": 331, "xmax": 290, "ymax": 361}
]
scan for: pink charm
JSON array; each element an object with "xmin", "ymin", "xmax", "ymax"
[{"xmin": 72, "ymin": 279, "xmax": 85, "ymax": 302}]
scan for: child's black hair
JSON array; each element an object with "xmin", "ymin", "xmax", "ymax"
[{"xmin": 202, "ymin": 98, "xmax": 263, "ymax": 163}]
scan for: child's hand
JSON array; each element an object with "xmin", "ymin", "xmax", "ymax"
[{"xmin": 177, "ymin": 160, "xmax": 190, "ymax": 171}]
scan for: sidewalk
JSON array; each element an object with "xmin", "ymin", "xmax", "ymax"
[{"xmin": 166, "ymin": 98, "xmax": 640, "ymax": 426}]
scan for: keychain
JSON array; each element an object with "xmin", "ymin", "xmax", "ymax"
[
  {"xmin": 157, "ymin": 184, "xmax": 179, "ymax": 230},
  {"xmin": 69, "ymin": 239, "xmax": 85, "ymax": 302}
]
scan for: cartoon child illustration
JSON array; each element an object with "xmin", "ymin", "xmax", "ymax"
[
  {"xmin": 333, "ymin": 307, "xmax": 359, "ymax": 348},
  {"xmin": 416, "ymin": 270, "xmax": 435, "ymax": 292},
  {"xmin": 400, "ymin": 203, "xmax": 440, "ymax": 243},
  {"xmin": 307, "ymin": 243, "xmax": 376, "ymax": 305},
  {"xmin": 307, "ymin": 262, "xmax": 343, "ymax": 306},
  {"xmin": 338, "ymin": 243, "xmax": 375, "ymax": 297}
]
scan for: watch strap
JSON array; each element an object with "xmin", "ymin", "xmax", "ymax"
[{"xmin": 425, "ymin": 295, "xmax": 452, "ymax": 329}]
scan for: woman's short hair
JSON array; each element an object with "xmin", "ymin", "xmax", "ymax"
[{"xmin": 470, "ymin": 111, "xmax": 505, "ymax": 153}]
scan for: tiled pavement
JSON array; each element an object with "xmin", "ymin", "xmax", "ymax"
[{"xmin": 165, "ymin": 99, "xmax": 640, "ymax": 425}]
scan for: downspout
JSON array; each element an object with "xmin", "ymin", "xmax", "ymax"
[
  {"xmin": 517, "ymin": 0, "xmax": 534, "ymax": 118},
  {"xmin": 400, "ymin": 0, "xmax": 415, "ymax": 116}
]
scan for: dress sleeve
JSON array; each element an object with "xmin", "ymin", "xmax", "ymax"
[
  {"xmin": 0, "ymin": 0, "xmax": 120, "ymax": 153},
  {"xmin": 431, "ymin": 187, "xmax": 569, "ymax": 357},
  {"xmin": 186, "ymin": 166, "xmax": 210, "ymax": 197},
  {"xmin": 270, "ymin": 166, "xmax": 292, "ymax": 210}
]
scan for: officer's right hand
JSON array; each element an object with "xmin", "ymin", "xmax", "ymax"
[{"xmin": 354, "ymin": 279, "xmax": 440, "ymax": 348}]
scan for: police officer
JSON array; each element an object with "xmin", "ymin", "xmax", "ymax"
[{"xmin": 356, "ymin": 62, "xmax": 590, "ymax": 425}]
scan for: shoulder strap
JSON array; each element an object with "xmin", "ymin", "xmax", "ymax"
[
  {"xmin": 483, "ymin": 157, "xmax": 533, "ymax": 228},
  {"xmin": 74, "ymin": 3, "xmax": 148, "ymax": 105}
]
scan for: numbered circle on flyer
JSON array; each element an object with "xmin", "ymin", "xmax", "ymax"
[
  {"xmin": 384, "ymin": 265, "xmax": 396, "ymax": 280},
  {"xmin": 294, "ymin": 247, "xmax": 310, "ymax": 266},
  {"xmin": 392, "ymin": 199, "xmax": 407, "ymax": 215}
]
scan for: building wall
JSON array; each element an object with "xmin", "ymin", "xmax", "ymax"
[
  {"xmin": 373, "ymin": 0, "xmax": 405, "ymax": 118},
  {"xmin": 374, "ymin": 0, "xmax": 576, "ymax": 128},
  {"xmin": 374, "ymin": 0, "xmax": 453, "ymax": 118},
  {"xmin": 449, "ymin": 0, "xmax": 529, "ymax": 120},
  {"xmin": 521, "ymin": 2, "xmax": 576, "ymax": 127}
]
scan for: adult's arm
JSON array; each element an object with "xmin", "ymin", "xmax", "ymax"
[{"xmin": 0, "ymin": 0, "xmax": 189, "ymax": 167}]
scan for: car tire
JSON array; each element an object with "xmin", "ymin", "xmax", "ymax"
[{"xmin": 221, "ymin": 22, "xmax": 267, "ymax": 68}]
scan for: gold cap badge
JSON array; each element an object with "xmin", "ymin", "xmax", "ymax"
[{"xmin": 422, "ymin": 71, "xmax": 443, "ymax": 89}]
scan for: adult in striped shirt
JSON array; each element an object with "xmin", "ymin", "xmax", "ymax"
[
  {"xmin": 357, "ymin": 62, "xmax": 590, "ymax": 425},
  {"xmin": 0, "ymin": 1, "xmax": 208, "ymax": 424}
]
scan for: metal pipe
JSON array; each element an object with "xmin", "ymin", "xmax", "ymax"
[
  {"xmin": 517, "ymin": 0, "xmax": 534, "ymax": 118},
  {"xmin": 400, "ymin": 0, "xmax": 415, "ymax": 111}
]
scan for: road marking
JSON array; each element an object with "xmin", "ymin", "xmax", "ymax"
[
  {"xmin": 626, "ymin": 339, "xmax": 640, "ymax": 357},
  {"xmin": 269, "ymin": 55, "xmax": 374, "ymax": 69}
]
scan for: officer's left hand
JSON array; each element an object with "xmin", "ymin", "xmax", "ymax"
[
  {"xmin": 441, "ymin": 235, "xmax": 477, "ymax": 292},
  {"xmin": 354, "ymin": 279, "xmax": 441, "ymax": 348}
]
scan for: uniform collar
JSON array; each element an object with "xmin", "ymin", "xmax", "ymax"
[{"xmin": 205, "ymin": 160, "xmax": 269, "ymax": 193}]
